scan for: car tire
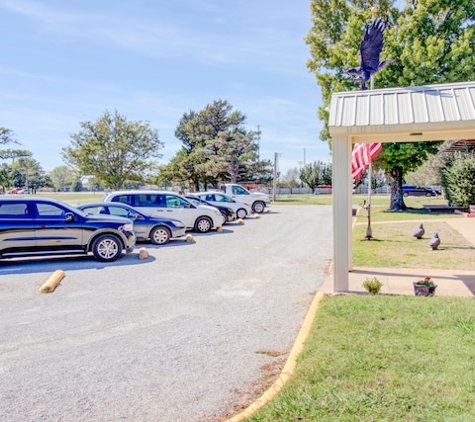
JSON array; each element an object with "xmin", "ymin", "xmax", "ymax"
[
  {"xmin": 252, "ymin": 201, "xmax": 265, "ymax": 213},
  {"xmin": 150, "ymin": 226, "xmax": 171, "ymax": 245},
  {"xmin": 425, "ymin": 192, "xmax": 432, "ymax": 197},
  {"xmin": 92, "ymin": 234, "xmax": 122, "ymax": 262},
  {"xmin": 403, "ymin": 192, "xmax": 409, "ymax": 197},
  {"xmin": 236, "ymin": 208, "xmax": 247, "ymax": 219},
  {"xmin": 194, "ymin": 216, "xmax": 212, "ymax": 233}
]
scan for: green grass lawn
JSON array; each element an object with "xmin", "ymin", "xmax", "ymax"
[
  {"xmin": 238, "ymin": 194, "xmax": 475, "ymax": 421},
  {"xmin": 246, "ymin": 295, "xmax": 475, "ymax": 421},
  {"xmin": 21, "ymin": 191, "xmax": 104, "ymax": 204}
]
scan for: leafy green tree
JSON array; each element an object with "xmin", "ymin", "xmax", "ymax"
[
  {"xmin": 280, "ymin": 168, "xmax": 301, "ymax": 189},
  {"xmin": 50, "ymin": 165, "xmax": 72, "ymax": 191},
  {"xmin": 0, "ymin": 165, "xmax": 9, "ymax": 193},
  {"xmin": 441, "ymin": 152, "xmax": 475, "ymax": 207},
  {"xmin": 300, "ymin": 160, "xmax": 333, "ymax": 191},
  {"xmin": 86, "ymin": 177, "xmax": 105, "ymax": 192},
  {"xmin": 245, "ymin": 159, "xmax": 274, "ymax": 185},
  {"xmin": 62, "ymin": 110, "xmax": 163, "ymax": 190},
  {"xmin": 306, "ymin": 0, "xmax": 475, "ymax": 210},
  {"xmin": 70, "ymin": 179, "xmax": 83, "ymax": 192},
  {"xmin": 0, "ymin": 127, "xmax": 17, "ymax": 146},
  {"xmin": 171, "ymin": 100, "xmax": 259, "ymax": 188},
  {"xmin": 10, "ymin": 157, "xmax": 46, "ymax": 191},
  {"xmin": 0, "ymin": 127, "xmax": 32, "ymax": 162}
]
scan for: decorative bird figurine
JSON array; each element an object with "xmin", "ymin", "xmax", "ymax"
[
  {"xmin": 345, "ymin": 18, "xmax": 395, "ymax": 90},
  {"xmin": 429, "ymin": 232, "xmax": 441, "ymax": 250},
  {"xmin": 413, "ymin": 223, "xmax": 425, "ymax": 239}
]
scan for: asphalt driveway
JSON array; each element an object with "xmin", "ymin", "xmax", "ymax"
[{"xmin": 0, "ymin": 204, "xmax": 333, "ymax": 422}]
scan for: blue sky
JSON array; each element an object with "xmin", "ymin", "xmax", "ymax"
[{"xmin": 0, "ymin": 0, "xmax": 331, "ymax": 176}]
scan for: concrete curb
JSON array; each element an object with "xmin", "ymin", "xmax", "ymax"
[
  {"xmin": 39, "ymin": 270, "xmax": 65, "ymax": 294},
  {"xmin": 224, "ymin": 292, "xmax": 327, "ymax": 422}
]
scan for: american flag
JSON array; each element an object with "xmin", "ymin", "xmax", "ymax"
[{"xmin": 351, "ymin": 143, "xmax": 382, "ymax": 180}]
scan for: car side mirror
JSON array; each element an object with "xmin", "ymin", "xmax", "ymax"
[{"xmin": 65, "ymin": 212, "xmax": 75, "ymax": 223}]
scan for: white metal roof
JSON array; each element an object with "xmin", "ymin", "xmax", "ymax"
[{"xmin": 329, "ymin": 81, "xmax": 475, "ymax": 142}]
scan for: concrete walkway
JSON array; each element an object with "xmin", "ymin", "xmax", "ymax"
[{"xmin": 320, "ymin": 215, "xmax": 475, "ymax": 297}]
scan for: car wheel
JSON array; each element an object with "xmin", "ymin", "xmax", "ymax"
[
  {"xmin": 150, "ymin": 226, "xmax": 171, "ymax": 245},
  {"xmin": 425, "ymin": 192, "xmax": 432, "ymax": 197},
  {"xmin": 194, "ymin": 216, "xmax": 212, "ymax": 233},
  {"xmin": 92, "ymin": 234, "xmax": 122, "ymax": 262},
  {"xmin": 403, "ymin": 192, "xmax": 409, "ymax": 197},
  {"xmin": 252, "ymin": 201, "xmax": 265, "ymax": 213},
  {"xmin": 236, "ymin": 208, "xmax": 247, "ymax": 219}
]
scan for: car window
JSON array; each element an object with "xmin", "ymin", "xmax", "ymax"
[
  {"xmin": 109, "ymin": 206, "xmax": 135, "ymax": 219},
  {"xmin": 111, "ymin": 195, "xmax": 135, "ymax": 206},
  {"xmin": 205, "ymin": 194, "xmax": 215, "ymax": 202},
  {"xmin": 215, "ymin": 194, "xmax": 231, "ymax": 202},
  {"xmin": 135, "ymin": 194, "xmax": 164, "ymax": 207},
  {"xmin": 232, "ymin": 186, "xmax": 248, "ymax": 195},
  {"xmin": 0, "ymin": 202, "xmax": 30, "ymax": 218},
  {"xmin": 186, "ymin": 197, "xmax": 201, "ymax": 206},
  {"xmin": 165, "ymin": 195, "xmax": 188, "ymax": 208},
  {"xmin": 36, "ymin": 203, "xmax": 66, "ymax": 218},
  {"xmin": 81, "ymin": 206, "xmax": 105, "ymax": 216}
]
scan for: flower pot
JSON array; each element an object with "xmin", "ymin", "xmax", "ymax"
[{"xmin": 413, "ymin": 282, "xmax": 437, "ymax": 296}]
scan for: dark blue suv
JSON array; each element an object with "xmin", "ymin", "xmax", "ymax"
[{"xmin": 0, "ymin": 197, "xmax": 136, "ymax": 262}]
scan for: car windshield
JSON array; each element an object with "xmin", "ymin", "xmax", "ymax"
[
  {"xmin": 58, "ymin": 201, "xmax": 88, "ymax": 217},
  {"xmin": 187, "ymin": 198, "xmax": 202, "ymax": 206}
]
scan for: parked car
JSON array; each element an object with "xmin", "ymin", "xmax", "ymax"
[
  {"xmin": 188, "ymin": 192, "xmax": 253, "ymax": 219},
  {"xmin": 6, "ymin": 188, "xmax": 23, "ymax": 194},
  {"xmin": 184, "ymin": 195, "xmax": 236, "ymax": 224},
  {"xmin": 0, "ymin": 197, "xmax": 136, "ymax": 262},
  {"xmin": 77, "ymin": 202, "xmax": 186, "ymax": 245},
  {"xmin": 101, "ymin": 191, "xmax": 223, "ymax": 233},
  {"xmin": 402, "ymin": 186, "xmax": 437, "ymax": 197}
]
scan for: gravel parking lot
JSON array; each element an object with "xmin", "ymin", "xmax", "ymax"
[{"xmin": 0, "ymin": 204, "xmax": 332, "ymax": 422}]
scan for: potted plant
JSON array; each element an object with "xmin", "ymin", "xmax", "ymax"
[{"xmin": 413, "ymin": 276, "xmax": 437, "ymax": 296}]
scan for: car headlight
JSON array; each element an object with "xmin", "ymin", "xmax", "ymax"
[
  {"xmin": 226, "ymin": 208, "xmax": 233, "ymax": 213},
  {"xmin": 120, "ymin": 223, "xmax": 134, "ymax": 232},
  {"xmin": 171, "ymin": 221, "xmax": 185, "ymax": 228}
]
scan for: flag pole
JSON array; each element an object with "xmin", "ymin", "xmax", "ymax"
[
  {"xmin": 366, "ymin": 7, "xmax": 377, "ymax": 241},
  {"xmin": 365, "ymin": 159, "xmax": 373, "ymax": 239}
]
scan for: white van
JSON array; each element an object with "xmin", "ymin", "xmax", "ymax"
[{"xmin": 101, "ymin": 191, "xmax": 223, "ymax": 233}]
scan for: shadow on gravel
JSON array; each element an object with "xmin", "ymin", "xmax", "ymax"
[{"xmin": 0, "ymin": 251, "xmax": 157, "ymax": 275}]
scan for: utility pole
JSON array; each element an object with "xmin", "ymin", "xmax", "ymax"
[
  {"xmin": 256, "ymin": 125, "xmax": 261, "ymax": 161},
  {"xmin": 273, "ymin": 152, "xmax": 280, "ymax": 201}
]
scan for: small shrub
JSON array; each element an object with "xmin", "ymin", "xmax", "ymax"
[{"xmin": 362, "ymin": 277, "xmax": 383, "ymax": 295}]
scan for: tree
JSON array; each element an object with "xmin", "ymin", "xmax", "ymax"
[
  {"xmin": 306, "ymin": 0, "xmax": 475, "ymax": 210},
  {"xmin": 0, "ymin": 127, "xmax": 17, "ymax": 146},
  {"xmin": 62, "ymin": 110, "xmax": 163, "ymax": 190},
  {"xmin": 10, "ymin": 156, "xmax": 46, "ymax": 191},
  {"xmin": 280, "ymin": 168, "xmax": 301, "ymax": 189},
  {"xmin": 50, "ymin": 165, "xmax": 72, "ymax": 191},
  {"xmin": 300, "ymin": 161, "xmax": 333, "ymax": 191},
  {"xmin": 0, "ymin": 165, "xmax": 9, "ymax": 193},
  {"xmin": 441, "ymin": 152, "xmax": 475, "ymax": 207},
  {"xmin": 170, "ymin": 100, "xmax": 259, "ymax": 188},
  {"xmin": 244, "ymin": 159, "xmax": 274, "ymax": 185}
]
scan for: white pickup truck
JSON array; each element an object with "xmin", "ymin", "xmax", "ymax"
[{"xmin": 219, "ymin": 183, "xmax": 271, "ymax": 214}]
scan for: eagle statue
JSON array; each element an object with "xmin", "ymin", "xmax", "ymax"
[{"xmin": 346, "ymin": 18, "xmax": 395, "ymax": 90}]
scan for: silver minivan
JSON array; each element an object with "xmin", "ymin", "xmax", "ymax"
[{"xmin": 101, "ymin": 191, "xmax": 223, "ymax": 233}]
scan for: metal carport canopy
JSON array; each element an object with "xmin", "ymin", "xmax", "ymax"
[{"xmin": 328, "ymin": 81, "xmax": 475, "ymax": 292}]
